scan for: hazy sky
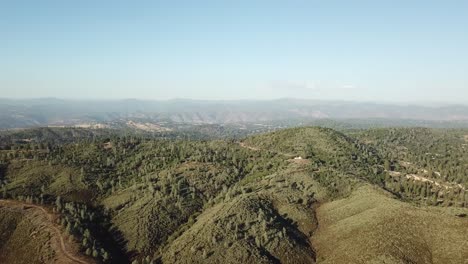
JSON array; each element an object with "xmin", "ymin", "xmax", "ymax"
[{"xmin": 1, "ymin": 1, "xmax": 467, "ymax": 102}]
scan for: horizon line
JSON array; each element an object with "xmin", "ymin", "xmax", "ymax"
[{"xmin": 1, "ymin": 97, "xmax": 468, "ymax": 106}]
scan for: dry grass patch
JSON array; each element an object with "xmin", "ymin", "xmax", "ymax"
[
  {"xmin": 0, "ymin": 201, "xmax": 94, "ymax": 264},
  {"xmin": 313, "ymin": 185, "xmax": 468, "ymax": 264}
]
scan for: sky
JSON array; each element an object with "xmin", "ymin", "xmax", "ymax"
[{"xmin": 1, "ymin": 0, "xmax": 468, "ymax": 102}]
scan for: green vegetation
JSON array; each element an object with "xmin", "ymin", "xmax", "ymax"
[
  {"xmin": 0, "ymin": 126, "xmax": 467, "ymax": 263},
  {"xmin": 0, "ymin": 205, "xmax": 64, "ymax": 264},
  {"xmin": 351, "ymin": 128, "xmax": 468, "ymax": 207},
  {"xmin": 313, "ymin": 185, "xmax": 468, "ymax": 263},
  {"xmin": 244, "ymin": 127, "xmax": 384, "ymax": 196}
]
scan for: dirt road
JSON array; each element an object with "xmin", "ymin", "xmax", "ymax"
[{"xmin": 0, "ymin": 199, "xmax": 93, "ymax": 264}]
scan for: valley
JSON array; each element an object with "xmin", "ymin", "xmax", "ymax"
[
  {"xmin": 3, "ymin": 1, "xmax": 468, "ymax": 263},
  {"xmin": 0, "ymin": 126, "xmax": 467, "ymax": 263}
]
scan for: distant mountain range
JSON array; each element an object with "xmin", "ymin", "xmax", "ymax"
[{"xmin": 1, "ymin": 98, "xmax": 468, "ymax": 129}]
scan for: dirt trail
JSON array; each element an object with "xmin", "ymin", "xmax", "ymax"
[{"xmin": 0, "ymin": 199, "xmax": 93, "ymax": 264}]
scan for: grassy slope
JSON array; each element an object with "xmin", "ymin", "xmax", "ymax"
[
  {"xmin": 0, "ymin": 200, "xmax": 95, "ymax": 264},
  {"xmin": 0, "ymin": 207, "xmax": 57, "ymax": 264},
  {"xmin": 313, "ymin": 185, "xmax": 468, "ymax": 264},
  {"xmin": 5, "ymin": 160, "xmax": 91, "ymax": 202},
  {"xmin": 243, "ymin": 127, "xmax": 355, "ymax": 158},
  {"xmin": 101, "ymin": 162, "xmax": 238, "ymax": 255},
  {"xmin": 242, "ymin": 126, "xmax": 383, "ymax": 187},
  {"xmin": 2, "ymin": 126, "xmax": 468, "ymax": 263},
  {"xmin": 240, "ymin": 126, "xmax": 374, "ymax": 162},
  {"xmin": 161, "ymin": 168, "xmax": 319, "ymax": 264}
]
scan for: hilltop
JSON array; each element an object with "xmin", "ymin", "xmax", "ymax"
[{"xmin": 0, "ymin": 126, "xmax": 467, "ymax": 263}]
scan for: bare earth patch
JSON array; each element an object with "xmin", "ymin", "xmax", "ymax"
[
  {"xmin": 238, "ymin": 142, "xmax": 260, "ymax": 151},
  {"xmin": 288, "ymin": 157, "xmax": 311, "ymax": 165},
  {"xmin": 126, "ymin": 121, "xmax": 171, "ymax": 132}
]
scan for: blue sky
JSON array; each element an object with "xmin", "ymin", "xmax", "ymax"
[{"xmin": 1, "ymin": 0, "xmax": 467, "ymax": 102}]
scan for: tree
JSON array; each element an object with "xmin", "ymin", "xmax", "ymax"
[
  {"xmin": 384, "ymin": 160, "xmax": 391, "ymax": 171},
  {"xmin": 92, "ymin": 248, "xmax": 99, "ymax": 258},
  {"xmin": 66, "ymin": 222, "xmax": 73, "ymax": 234},
  {"xmin": 56, "ymin": 196, "xmax": 62, "ymax": 211},
  {"xmin": 82, "ymin": 238, "xmax": 88, "ymax": 247},
  {"xmin": 102, "ymin": 251, "xmax": 110, "ymax": 262}
]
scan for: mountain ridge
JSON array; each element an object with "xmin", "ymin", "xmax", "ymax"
[
  {"xmin": 1, "ymin": 98, "xmax": 468, "ymax": 129},
  {"xmin": 0, "ymin": 126, "xmax": 467, "ymax": 263}
]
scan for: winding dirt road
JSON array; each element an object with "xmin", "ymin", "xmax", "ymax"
[{"xmin": 0, "ymin": 199, "xmax": 93, "ymax": 264}]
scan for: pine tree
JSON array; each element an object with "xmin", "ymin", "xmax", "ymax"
[
  {"xmin": 102, "ymin": 251, "xmax": 110, "ymax": 262},
  {"xmin": 92, "ymin": 248, "xmax": 99, "ymax": 258},
  {"xmin": 384, "ymin": 160, "xmax": 391, "ymax": 171},
  {"xmin": 56, "ymin": 196, "xmax": 62, "ymax": 211}
]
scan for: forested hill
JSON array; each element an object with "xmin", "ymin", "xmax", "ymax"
[{"xmin": 0, "ymin": 126, "xmax": 467, "ymax": 263}]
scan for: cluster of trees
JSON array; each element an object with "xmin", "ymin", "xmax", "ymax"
[
  {"xmin": 1, "ymin": 126, "xmax": 467, "ymax": 262},
  {"xmin": 55, "ymin": 196, "xmax": 113, "ymax": 262},
  {"xmin": 38, "ymin": 136, "xmax": 286, "ymax": 199},
  {"xmin": 0, "ymin": 128, "xmax": 290, "ymax": 262},
  {"xmin": 384, "ymin": 173, "xmax": 467, "ymax": 207},
  {"xmin": 353, "ymin": 128, "xmax": 468, "ymax": 206}
]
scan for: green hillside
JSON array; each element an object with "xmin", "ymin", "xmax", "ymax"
[
  {"xmin": 0, "ymin": 126, "xmax": 467, "ymax": 263},
  {"xmin": 313, "ymin": 185, "xmax": 468, "ymax": 263}
]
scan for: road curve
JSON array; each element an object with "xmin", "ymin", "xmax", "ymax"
[{"xmin": 0, "ymin": 199, "xmax": 93, "ymax": 264}]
